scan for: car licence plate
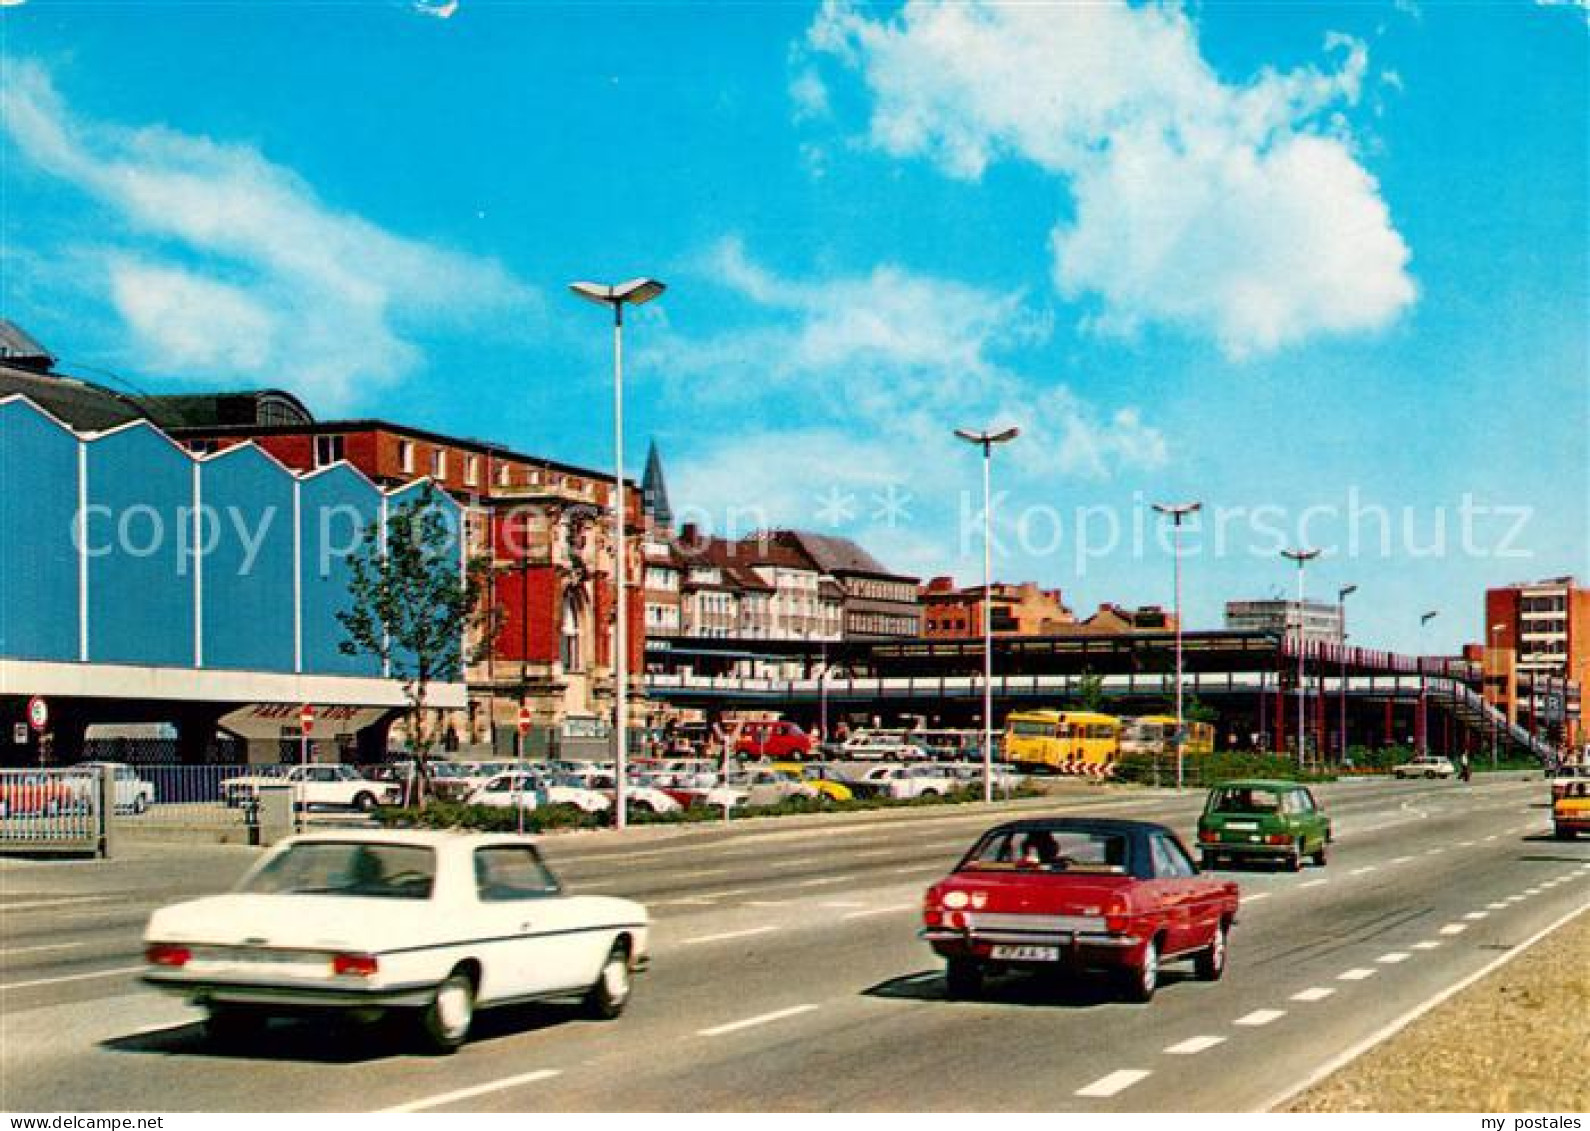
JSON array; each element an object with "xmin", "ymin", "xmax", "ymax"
[
  {"xmin": 1225, "ymin": 821, "xmax": 1257, "ymax": 830},
  {"xmin": 990, "ymin": 945, "xmax": 1060, "ymax": 962}
]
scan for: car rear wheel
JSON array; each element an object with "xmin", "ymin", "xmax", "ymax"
[
  {"xmin": 1287, "ymin": 840, "xmax": 1304, "ymax": 872},
  {"xmin": 418, "ymin": 969, "xmax": 476, "ymax": 1053},
  {"xmin": 1120, "ymin": 938, "xmax": 1159, "ymax": 1003},
  {"xmin": 584, "ymin": 940, "xmax": 633, "ymax": 1020},
  {"xmin": 353, "ymin": 792, "xmax": 377, "ymax": 812},
  {"xmin": 944, "ymin": 957, "xmax": 983, "ymax": 1000},
  {"xmin": 1194, "ymin": 922, "xmax": 1228, "ymax": 981},
  {"xmin": 1311, "ymin": 839, "xmax": 1329, "ymax": 867}
]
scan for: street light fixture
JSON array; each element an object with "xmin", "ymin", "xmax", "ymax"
[
  {"xmin": 1337, "ymin": 584, "xmax": 1357, "ymax": 764},
  {"xmin": 1152, "ymin": 501, "xmax": 1201, "ymax": 790},
  {"xmin": 570, "ymin": 277, "xmax": 667, "ymax": 831},
  {"xmin": 955, "ymin": 426, "xmax": 1020, "ymax": 804},
  {"xmin": 1418, "ymin": 610, "xmax": 1439, "ymax": 758},
  {"xmin": 1281, "ymin": 548, "xmax": 1321, "ymax": 767}
]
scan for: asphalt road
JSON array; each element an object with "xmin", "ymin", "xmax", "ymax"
[{"xmin": 1, "ymin": 773, "xmax": 1586, "ymax": 1112}]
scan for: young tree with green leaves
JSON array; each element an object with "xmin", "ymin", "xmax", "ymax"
[
  {"xmin": 338, "ymin": 486, "xmax": 497, "ymax": 806},
  {"xmin": 1075, "ymin": 670, "xmax": 1107, "ymax": 713}
]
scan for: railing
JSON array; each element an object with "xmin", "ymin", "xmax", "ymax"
[{"xmin": 0, "ymin": 767, "xmax": 105, "ymax": 853}]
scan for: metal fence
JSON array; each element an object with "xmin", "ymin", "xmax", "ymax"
[{"xmin": 0, "ymin": 766, "xmax": 105, "ymax": 853}]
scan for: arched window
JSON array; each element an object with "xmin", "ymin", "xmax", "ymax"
[{"xmin": 560, "ymin": 589, "xmax": 584, "ymax": 672}]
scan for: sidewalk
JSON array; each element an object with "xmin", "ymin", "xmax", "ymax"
[{"xmin": 1286, "ymin": 902, "xmax": 1590, "ymax": 1112}]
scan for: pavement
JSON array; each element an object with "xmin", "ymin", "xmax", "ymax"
[{"xmin": 1, "ymin": 772, "xmax": 1586, "ymax": 1112}]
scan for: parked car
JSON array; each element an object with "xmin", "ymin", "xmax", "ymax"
[
  {"xmin": 732, "ymin": 720, "xmax": 813, "ymax": 760},
  {"xmin": 1553, "ymin": 777, "xmax": 1589, "ymax": 839},
  {"xmin": 770, "ymin": 762, "xmax": 855, "ymax": 802},
  {"xmin": 142, "ymin": 830, "xmax": 649, "ymax": 1051},
  {"xmin": 219, "ymin": 765, "xmax": 400, "ymax": 812},
  {"xmin": 1196, "ymin": 780, "xmax": 1332, "ymax": 870},
  {"xmin": 0, "ymin": 773, "xmax": 79, "ymax": 818},
  {"xmin": 467, "ymin": 772, "xmax": 611, "ymax": 814},
  {"xmin": 840, "ymin": 734, "xmax": 929, "ymax": 761},
  {"xmin": 854, "ymin": 764, "xmax": 958, "ymax": 801},
  {"xmin": 1549, "ymin": 761, "xmax": 1590, "ymax": 802},
  {"xmin": 1394, "ymin": 756, "xmax": 1457, "ymax": 779},
  {"xmin": 74, "ymin": 762, "xmax": 156, "ymax": 814},
  {"xmin": 922, "ymin": 818, "xmax": 1239, "ymax": 1002}
]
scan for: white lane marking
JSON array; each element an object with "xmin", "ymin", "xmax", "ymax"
[
  {"xmin": 1349, "ymin": 866, "xmax": 1377, "ymax": 876},
  {"xmin": 1299, "ymin": 879, "xmax": 1328, "ymax": 889},
  {"xmin": 847, "ymin": 848, "xmax": 901, "ymax": 859},
  {"xmin": 1390, "ymin": 855, "xmax": 1415, "ymax": 864},
  {"xmin": 0, "ymin": 942, "xmax": 86, "ymax": 958},
  {"xmin": 1462, "ymin": 911, "xmax": 1488, "ymax": 921},
  {"xmin": 1486, "ymin": 902, "xmax": 1508, "ymax": 911},
  {"xmin": 1234, "ymin": 1009, "xmax": 1286, "ymax": 1027},
  {"xmin": 1165, "ymin": 1035, "xmax": 1226, "ymax": 1055},
  {"xmin": 1526, "ymin": 888, "xmax": 1544, "ymax": 895},
  {"xmin": 765, "ymin": 859, "xmax": 820, "ymax": 871},
  {"xmin": 1338, "ymin": 968, "xmax": 1378, "ymax": 981},
  {"xmin": 1504, "ymin": 896, "xmax": 1525, "ymax": 904},
  {"xmin": 0, "ymin": 895, "xmax": 119, "ymax": 912},
  {"xmin": 1241, "ymin": 892, "xmax": 1272, "ymax": 904},
  {"xmin": 676, "ymin": 867, "xmax": 732, "ymax": 879},
  {"xmin": 891, "ymin": 864, "xmax": 943, "ymax": 875},
  {"xmin": 1483, "ymin": 834, "xmax": 1499, "ymax": 842},
  {"xmin": 381, "ymin": 1069, "xmax": 561, "ymax": 1114},
  {"xmin": 1377, "ymin": 952, "xmax": 1411, "ymax": 965},
  {"xmin": 1075, "ymin": 1069, "xmax": 1152, "ymax": 1098},
  {"xmin": 820, "ymin": 901, "xmax": 868, "ymax": 909},
  {"xmin": 681, "ymin": 926, "xmax": 778, "ymax": 946},
  {"xmin": 658, "ymin": 888, "xmax": 755, "ymax": 906},
  {"xmin": 1438, "ymin": 924, "xmax": 1468, "ymax": 936},
  {"xmin": 0, "ymin": 965, "xmax": 143, "ymax": 992},
  {"xmin": 1411, "ymin": 941, "xmax": 1441, "ymax": 951},
  {"xmin": 794, "ymin": 875, "xmax": 854, "ymax": 888},
  {"xmin": 1425, "ymin": 848, "xmax": 1445, "ymax": 856},
  {"xmin": 1261, "ymin": 898, "xmax": 1590, "ymax": 1113},
  {"xmin": 1457, "ymin": 841, "xmax": 1476, "ymax": 848},
  {"xmin": 698, "ymin": 1003, "xmax": 819, "ymax": 1037},
  {"xmin": 841, "ymin": 903, "xmax": 916, "ymax": 921},
  {"xmin": 1291, "ymin": 987, "xmax": 1335, "ymax": 1002}
]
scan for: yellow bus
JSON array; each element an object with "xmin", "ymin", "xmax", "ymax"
[
  {"xmin": 1120, "ymin": 715, "xmax": 1216, "ymax": 757},
  {"xmin": 1003, "ymin": 710, "xmax": 1124, "ymax": 773}
]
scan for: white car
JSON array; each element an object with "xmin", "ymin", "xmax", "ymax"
[
  {"xmin": 73, "ymin": 762, "xmax": 156, "ymax": 814},
  {"xmin": 1394, "ymin": 756, "xmax": 1457, "ymax": 779},
  {"xmin": 219, "ymin": 765, "xmax": 400, "ymax": 811},
  {"xmin": 142, "ymin": 831, "xmax": 649, "ymax": 1052},
  {"xmin": 467, "ymin": 772, "xmax": 612, "ymax": 814},
  {"xmin": 840, "ymin": 738, "xmax": 929, "ymax": 761},
  {"xmin": 856, "ymin": 764, "xmax": 959, "ymax": 800}
]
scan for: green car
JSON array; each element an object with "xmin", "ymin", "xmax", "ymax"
[{"xmin": 1195, "ymin": 779, "xmax": 1332, "ymax": 871}]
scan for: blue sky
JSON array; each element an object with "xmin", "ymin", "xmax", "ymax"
[{"xmin": 2, "ymin": 0, "xmax": 1585, "ymax": 655}]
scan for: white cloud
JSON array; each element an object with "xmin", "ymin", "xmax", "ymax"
[
  {"xmin": 0, "ymin": 59, "xmax": 534, "ymax": 407},
  {"xmin": 805, "ymin": 0, "xmax": 1417, "ymax": 357},
  {"xmin": 662, "ymin": 241, "xmax": 1167, "ymax": 545}
]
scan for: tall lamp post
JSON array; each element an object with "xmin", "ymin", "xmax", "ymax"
[
  {"xmin": 955, "ymin": 426, "xmax": 1020, "ymax": 803},
  {"xmin": 570, "ymin": 278, "xmax": 667, "ymax": 831},
  {"xmin": 1281, "ymin": 548, "xmax": 1321, "ymax": 767},
  {"xmin": 1418, "ymin": 609, "xmax": 1439, "ymax": 758},
  {"xmin": 1152, "ymin": 501, "xmax": 1201, "ymax": 789},
  {"xmin": 1489, "ymin": 622, "xmax": 1506, "ymax": 769},
  {"xmin": 1337, "ymin": 584, "xmax": 1357, "ymax": 764}
]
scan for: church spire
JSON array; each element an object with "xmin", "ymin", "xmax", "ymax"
[{"xmin": 641, "ymin": 439, "xmax": 673, "ymax": 530}]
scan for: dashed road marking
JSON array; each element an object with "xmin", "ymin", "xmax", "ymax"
[
  {"xmin": 0, "ymin": 942, "xmax": 85, "ymax": 958},
  {"xmin": 1377, "ymin": 952, "xmax": 1411, "ymax": 965},
  {"xmin": 1463, "ymin": 911, "xmax": 1488, "ymax": 921},
  {"xmin": 1458, "ymin": 841, "xmax": 1476, "ymax": 848},
  {"xmin": 1391, "ymin": 855, "xmax": 1415, "ymax": 864},
  {"xmin": 0, "ymin": 965, "xmax": 143, "ymax": 993},
  {"xmin": 1299, "ymin": 879, "xmax": 1328, "ymax": 889},
  {"xmin": 841, "ymin": 904, "xmax": 915, "ymax": 920},
  {"xmin": 1425, "ymin": 848, "xmax": 1445, "ymax": 856},
  {"xmin": 681, "ymin": 926, "xmax": 778, "ymax": 946},
  {"xmin": 1483, "ymin": 834, "xmax": 1499, "ymax": 842},
  {"xmin": 1486, "ymin": 902, "xmax": 1508, "ymax": 911},
  {"xmin": 891, "ymin": 864, "xmax": 943, "ymax": 875},
  {"xmin": 698, "ymin": 1004, "xmax": 819, "ymax": 1037},
  {"xmin": 380, "ymin": 1069, "xmax": 562, "ymax": 1114},
  {"xmin": 1339, "ymin": 968, "xmax": 1378, "ymax": 981},
  {"xmin": 1165, "ymin": 1036, "xmax": 1226, "ymax": 1055},
  {"xmin": 1349, "ymin": 866, "xmax": 1377, "ymax": 876},
  {"xmin": 1291, "ymin": 987, "xmax": 1335, "ymax": 1003},
  {"xmin": 1241, "ymin": 892, "xmax": 1272, "ymax": 904},
  {"xmin": 1075, "ymin": 1069, "xmax": 1152, "ymax": 1098},
  {"xmin": 1234, "ymin": 1009, "xmax": 1286, "ymax": 1027},
  {"xmin": 0, "ymin": 895, "xmax": 118, "ymax": 912},
  {"xmin": 794, "ymin": 875, "xmax": 854, "ymax": 888},
  {"xmin": 1411, "ymin": 941, "xmax": 1441, "ymax": 951},
  {"xmin": 1439, "ymin": 924, "xmax": 1468, "ymax": 936}
]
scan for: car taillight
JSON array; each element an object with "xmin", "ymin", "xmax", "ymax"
[
  {"xmin": 1198, "ymin": 828, "xmax": 1218, "ymax": 842},
  {"xmin": 1267, "ymin": 833, "xmax": 1292, "ymax": 845},
  {"xmin": 145, "ymin": 943, "xmax": 191, "ymax": 967},
  {"xmin": 333, "ymin": 952, "xmax": 379, "ymax": 978},
  {"xmin": 944, "ymin": 910, "xmax": 967, "ymax": 931},
  {"xmin": 1105, "ymin": 914, "xmax": 1128, "ymax": 934}
]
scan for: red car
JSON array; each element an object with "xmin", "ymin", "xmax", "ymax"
[
  {"xmin": 732, "ymin": 720, "xmax": 812, "ymax": 760},
  {"xmin": 921, "ymin": 818, "xmax": 1240, "ymax": 1002}
]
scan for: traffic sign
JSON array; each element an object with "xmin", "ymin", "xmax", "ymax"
[
  {"xmin": 26, "ymin": 696, "xmax": 48, "ymax": 733},
  {"xmin": 517, "ymin": 706, "xmax": 532, "ymax": 736},
  {"xmin": 12, "ymin": 723, "xmax": 27, "ymax": 745},
  {"xmin": 299, "ymin": 704, "xmax": 315, "ymax": 735}
]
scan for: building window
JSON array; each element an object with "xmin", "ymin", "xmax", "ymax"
[
  {"xmin": 560, "ymin": 591, "xmax": 583, "ymax": 672},
  {"xmin": 314, "ymin": 435, "xmax": 345, "ymax": 468},
  {"xmin": 465, "ymin": 454, "xmax": 480, "ymax": 486},
  {"xmin": 496, "ymin": 462, "xmax": 512, "ymax": 488},
  {"xmin": 399, "ymin": 440, "xmax": 415, "ymax": 474},
  {"xmin": 431, "ymin": 448, "xmax": 448, "ymax": 479}
]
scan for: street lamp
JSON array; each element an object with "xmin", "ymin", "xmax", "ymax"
[
  {"xmin": 1338, "ymin": 584, "xmax": 1357, "ymax": 764},
  {"xmin": 1418, "ymin": 609, "xmax": 1439, "ymax": 758},
  {"xmin": 570, "ymin": 277, "xmax": 667, "ymax": 831},
  {"xmin": 955, "ymin": 425, "xmax": 1020, "ymax": 803},
  {"xmin": 1490, "ymin": 621, "xmax": 1506, "ymax": 769},
  {"xmin": 1281, "ymin": 548, "xmax": 1321, "ymax": 767},
  {"xmin": 1153, "ymin": 501, "xmax": 1201, "ymax": 790}
]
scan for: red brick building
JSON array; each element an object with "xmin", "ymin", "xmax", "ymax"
[
  {"xmin": 1484, "ymin": 576, "xmax": 1589, "ymax": 747},
  {"xmin": 920, "ymin": 577, "xmax": 1075, "ymax": 639},
  {"xmin": 171, "ymin": 419, "xmax": 644, "ymax": 751}
]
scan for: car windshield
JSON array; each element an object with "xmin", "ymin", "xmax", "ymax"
[
  {"xmin": 961, "ymin": 828, "xmax": 1129, "ymax": 874},
  {"xmin": 1209, "ymin": 787, "xmax": 1284, "ymax": 815},
  {"xmin": 239, "ymin": 842, "xmax": 436, "ymax": 900}
]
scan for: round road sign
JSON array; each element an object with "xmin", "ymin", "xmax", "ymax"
[
  {"xmin": 26, "ymin": 696, "xmax": 48, "ymax": 733},
  {"xmin": 299, "ymin": 704, "xmax": 315, "ymax": 735}
]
